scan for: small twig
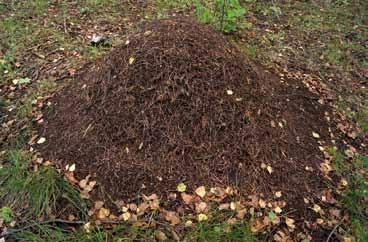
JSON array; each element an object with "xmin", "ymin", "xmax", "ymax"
[{"xmin": 326, "ymin": 223, "xmax": 340, "ymax": 242}]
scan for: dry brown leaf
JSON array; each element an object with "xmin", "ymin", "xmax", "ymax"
[
  {"xmin": 122, "ymin": 206, "xmax": 129, "ymax": 213},
  {"xmin": 230, "ymin": 202, "xmax": 236, "ymax": 210},
  {"xmin": 210, "ymin": 187, "xmax": 226, "ymax": 197},
  {"xmin": 149, "ymin": 199, "xmax": 160, "ymax": 210},
  {"xmin": 195, "ymin": 186, "xmax": 206, "ymax": 198},
  {"xmin": 274, "ymin": 206, "xmax": 282, "ymax": 214},
  {"xmin": 64, "ymin": 172, "xmax": 78, "ymax": 184},
  {"xmin": 137, "ymin": 202, "xmax": 149, "ymax": 215},
  {"xmin": 259, "ymin": 199, "xmax": 266, "ymax": 208},
  {"xmin": 273, "ymin": 230, "xmax": 289, "ymax": 242},
  {"xmin": 155, "ymin": 230, "xmax": 167, "ymax": 241},
  {"xmin": 312, "ymin": 204, "xmax": 322, "ymax": 213},
  {"xmin": 285, "ymin": 217, "xmax": 295, "ymax": 230},
  {"xmin": 218, "ymin": 203, "xmax": 230, "ymax": 210},
  {"xmin": 236, "ymin": 209, "xmax": 246, "ymax": 219},
  {"xmin": 94, "ymin": 201, "xmax": 104, "ymax": 210},
  {"xmin": 164, "ymin": 211, "xmax": 180, "ymax": 225},
  {"xmin": 128, "ymin": 203, "xmax": 137, "ymax": 212},
  {"xmin": 275, "ymin": 191, "xmax": 282, "ymax": 198},
  {"xmin": 316, "ymin": 218, "xmax": 324, "ymax": 224},
  {"xmin": 227, "ymin": 218, "xmax": 237, "ymax": 225},
  {"xmin": 251, "ymin": 218, "xmax": 265, "ymax": 233},
  {"xmin": 85, "ymin": 180, "xmax": 97, "ymax": 192},
  {"xmin": 225, "ymin": 186, "xmax": 234, "ymax": 195},
  {"xmin": 185, "ymin": 220, "xmax": 193, "ymax": 227},
  {"xmin": 68, "ymin": 214, "xmax": 76, "ymax": 221},
  {"xmin": 181, "ymin": 193, "xmax": 194, "ymax": 204},
  {"xmin": 97, "ymin": 208, "xmax": 110, "ymax": 220},
  {"xmin": 122, "ymin": 212, "xmax": 131, "ymax": 221},
  {"xmin": 79, "ymin": 175, "xmax": 90, "ymax": 189},
  {"xmin": 195, "ymin": 202, "xmax": 208, "ymax": 213},
  {"xmin": 109, "ymin": 214, "xmax": 118, "ymax": 220}
]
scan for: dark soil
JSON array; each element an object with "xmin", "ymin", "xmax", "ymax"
[{"xmin": 39, "ymin": 17, "xmax": 333, "ymax": 213}]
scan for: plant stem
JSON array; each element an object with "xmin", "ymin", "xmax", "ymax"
[{"xmin": 220, "ymin": 0, "xmax": 227, "ymax": 32}]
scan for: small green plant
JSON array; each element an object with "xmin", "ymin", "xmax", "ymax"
[
  {"xmin": 194, "ymin": 0, "xmax": 248, "ymax": 33},
  {"xmin": 0, "ymin": 207, "xmax": 13, "ymax": 223},
  {"xmin": 157, "ymin": 0, "xmax": 193, "ymax": 10},
  {"xmin": 261, "ymin": 5, "xmax": 282, "ymax": 19}
]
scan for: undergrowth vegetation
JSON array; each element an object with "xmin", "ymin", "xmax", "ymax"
[
  {"xmin": 0, "ymin": 150, "xmax": 87, "ymax": 220},
  {"xmin": 194, "ymin": 0, "xmax": 248, "ymax": 33},
  {"xmin": 328, "ymin": 148, "xmax": 368, "ymax": 241},
  {"xmin": 11, "ymin": 215, "xmax": 256, "ymax": 242},
  {"xmin": 157, "ymin": 0, "xmax": 249, "ymax": 33}
]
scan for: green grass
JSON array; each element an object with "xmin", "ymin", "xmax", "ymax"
[
  {"xmin": 239, "ymin": 44, "xmax": 259, "ymax": 59},
  {"xmin": 0, "ymin": 150, "xmax": 87, "ymax": 219},
  {"xmin": 11, "ymin": 219, "xmax": 256, "ymax": 242},
  {"xmin": 13, "ymin": 224, "xmax": 154, "ymax": 242},
  {"xmin": 156, "ymin": 0, "xmax": 193, "ymax": 10},
  {"xmin": 357, "ymin": 109, "xmax": 368, "ymax": 133},
  {"xmin": 15, "ymin": 78, "xmax": 57, "ymax": 118},
  {"xmin": 186, "ymin": 221, "xmax": 256, "ymax": 242},
  {"xmin": 343, "ymin": 170, "xmax": 368, "ymax": 242},
  {"xmin": 327, "ymin": 147, "xmax": 347, "ymax": 174},
  {"xmin": 328, "ymin": 149, "xmax": 368, "ymax": 241}
]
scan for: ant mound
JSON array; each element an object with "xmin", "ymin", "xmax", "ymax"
[{"xmin": 40, "ymin": 17, "xmax": 331, "ymax": 211}]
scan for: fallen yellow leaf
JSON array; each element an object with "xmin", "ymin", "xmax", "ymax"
[
  {"xmin": 97, "ymin": 208, "xmax": 110, "ymax": 219},
  {"xmin": 129, "ymin": 57, "xmax": 135, "ymax": 65},
  {"xmin": 266, "ymin": 165, "xmax": 273, "ymax": 174},
  {"xmin": 83, "ymin": 222, "xmax": 91, "ymax": 233},
  {"xmin": 198, "ymin": 213, "xmax": 208, "ymax": 222},
  {"xmin": 177, "ymin": 182, "xmax": 187, "ymax": 192},
  {"xmin": 122, "ymin": 212, "xmax": 131, "ymax": 221}
]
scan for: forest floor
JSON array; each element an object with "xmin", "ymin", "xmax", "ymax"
[{"xmin": 0, "ymin": 1, "xmax": 367, "ymax": 241}]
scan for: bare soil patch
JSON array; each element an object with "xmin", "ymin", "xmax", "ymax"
[{"xmin": 39, "ymin": 17, "xmax": 333, "ymax": 214}]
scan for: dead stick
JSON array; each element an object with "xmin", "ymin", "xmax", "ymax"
[{"xmin": 326, "ymin": 223, "xmax": 340, "ymax": 242}]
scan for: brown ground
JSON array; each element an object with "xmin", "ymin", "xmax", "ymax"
[{"xmin": 39, "ymin": 17, "xmax": 334, "ymax": 215}]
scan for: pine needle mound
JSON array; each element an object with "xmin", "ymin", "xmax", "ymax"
[{"xmin": 40, "ymin": 17, "xmax": 331, "ymax": 209}]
